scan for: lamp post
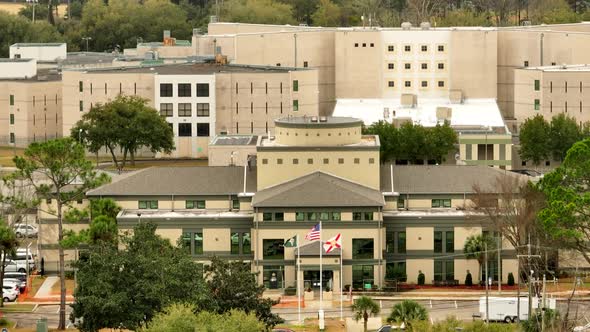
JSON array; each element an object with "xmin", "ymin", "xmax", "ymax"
[
  {"xmin": 27, "ymin": 0, "xmax": 38, "ymax": 23},
  {"xmin": 82, "ymin": 37, "xmax": 92, "ymax": 53}
]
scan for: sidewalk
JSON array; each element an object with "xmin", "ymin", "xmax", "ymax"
[{"xmin": 34, "ymin": 276, "xmax": 58, "ymax": 298}]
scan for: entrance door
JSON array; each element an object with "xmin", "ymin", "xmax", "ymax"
[{"xmin": 303, "ymin": 270, "xmax": 333, "ymax": 290}]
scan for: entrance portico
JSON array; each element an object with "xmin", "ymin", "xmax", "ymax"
[{"xmin": 295, "ymin": 241, "xmax": 342, "ymax": 294}]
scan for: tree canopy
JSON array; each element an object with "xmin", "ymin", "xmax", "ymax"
[
  {"xmin": 351, "ymin": 296, "xmax": 380, "ymax": 332},
  {"xmin": 71, "ymin": 95, "xmax": 174, "ymax": 170},
  {"xmin": 71, "ymin": 222, "xmax": 210, "ymax": 332},
  {"xmin": 363, "ymin": 121, "xmax": 457, "ymax": 164},
  {"xmin": 519, "ymin": 114, "xmax": 588, "ymax": 165},
  {"xmin": 538, "ymin": 138, "xmax": 590, "ymax": 265},
  {"xmin": 0, "ymin": 11, "xmax": 63, "ymax": 57}
]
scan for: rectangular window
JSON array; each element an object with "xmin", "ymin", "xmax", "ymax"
[
  {"xmin": 196, "ymin": 83, "xmax": 209, "ymax": 97},
  {"xmin": 534, "ymin": 99, "xmax": 540, "ymax": 111},
  {"xmin": 186, "ymin": 200, "xmax": 206, "ymax": 209},
  {"xmin": 250, "ymin": 82, "xmax": 253, "ymax": 94},
  {"xmin": 434, "ymin": 231, "xmax": 443, "ymax": 253},
  {"xmin": 79, "ymin": 100, "xmax": 83, "ymax": 112},
  {"xmin": 438, "ymin": 63, "xmax": 444, "ymax": 70},
  {"xmin": 9, "ymin": 95, "xmax": 13, "ymax": 106},
  {"xmin": 231, "ymin": 232, "xmax": 240, "ymax": 254},
  {"xmin": 404, "ymin": 63, "xmax": 411, "ymax": 70},
  {"xmin": 397, "ymin": 198, "xmax": 405, "ymax": 209},
  {"xmin": 263, "ymin": 239, "xmax": 284, "ymax": 259},
  {"xmin": 182, "ymin": 232, "xmax": 191, "ymax": 254},
  {"xmin": 263, "ymin": 213, "xmax": 273, "ymax": 221},
  {"xmin": 79, "ymin": 81, "xmax": 83, "ymax": 92},
  {"xmin": 332, "ymin": 212, "xmax": 341, "ymax": 221},
  {"xmin": 388, "ymin": 81, "xmax": 394, "ymax": 87},
  {"xmin": 421, "ymin": 63, "xmax": 427, "ymax": 70},
  {"xmin": 438, "ymin": 45, "xmax": 444, "ymax": 52},
  {"xmin": 9, "ymin": 114, "xmax": 14, "ymax": 125},
  {"xmin": 404, "ymin": 45, "xmax": 411, "ymax": 52},
  {"xmin": 353, "ymin": 212, "xmax": 362, "ymax": 221},
  {"xmin": 354, "ymin": 158, "xmax": 360, "ymax": 164},
  {"xmin": 178, "ymin": 123, "xmax": 192, "ymax": 137},
  {"xmin": 296, "ymin": 212, "xmax": 305, "ymax": 221},
  {"xmin": 421, "ymin": 45, "xmax": 427, "ymax": 52},
  {"xmin": 303, "ymin": 61, "xmax": 308, "ymax": 67},
  {"xmin": 388, "ymin": 63, "xmax": 394, "ymax": 70},
  {"xmin": 323, "ymin": 158, "xmax": 329, "ymax": 164},
  {"xmin": 178, "ymin": 103, "xmax": 191, "ymax": 117},
  {"xmin": 353, "ymin": 265, "xmax": 374, "ymax": 290},
  {"xmin": 261, "ymin": 159, "xmax": 268, "ymax": 165},
  {"xmin": 242, "ymin": 232, "xmax": 251, "ymax": 254},
  {"xmin": 566, "ymin": 81, "xmax": 568, "ymax": 93},
  {"xmin": 197, "ymin": 123, "xmax": 210, "ymax": 137},
  {"xmin": 534, "ymin": 79, "xmax": 540, "ymax": 91},
  {"xmin": 338, "ymin": 158, "xmax": 344, "ymax": 164},
  {"xmin": 307, "ymin": 212, "xmax": 317, "ymax": 221},
  {"xmin": 550, "ymin": 81, "xmax": 553, "ymax": 93},
  {"xmin": 293, "ymin": 100, "xmax": 299, "ymax": 112},
  {"xmin": 178, "ymin": 83, "xmax": 191, "ymax": 97},
  {"xmin": 524, "ymin": 61, "xmax": 529, "ymax": 67},
  {"xmin": 421, "ymin": 81, "xmax": 428, "ymax": 87},
  {"xmin": 352, "ymin": 239, "xmax": 374, "ymax": 259},
  {"xmin": 434, "ymin": 260, "xmax": 455, "ymax": 281},
  {"xmin": 364, "ymin": 212, "xmax": 373, "ymax": 220},
  {"xmin": 90, "ymin": 83, "xmax": 93, "ymax": 94},
  {"xmin": 431, "ymin": 199, "xmax": 451, "ymax": 208},
  {"xmin": 232, "ymin": 199, "xmax": 240, "ymax": 210},
  {"xmin": 292, "ymin": 158, "xmax": 299, "ymax": 164},
  {"xmin": 194, "ymin": 232, "xmax": 203, "ymax": 255},
  {"xmin": 438, "ymin": 81, "xmax": 445, "ymax": 87},
  {"xmin": 405, "ymin": 81, "xmax": 411, "ymax": 87},
  {"xmin": 159, "ymin": 103, "xmax": 173, "ymax": 117},
  {"xmin": 9, "ymin": 133, "xmax": 14, "ymax": 144},
  {"xmin": 307, "ymin": 158, "xmax": 313, "ymax": 164},
  {"xmin": 445, "ymin": 231, "xmax": 454, "ymax": 253},
  {"xmin": 138, "ymin": 200, "xmax": 158, "ymax": 209},
  {"xmin": 277, "ymin": 158, "xmax": 283, "ymax": 165},
  {"xmin": 274, "ymin": 212, "xmax": 284, "ymax": 221},
  {"xmin": 293, "ymin": 80, "xmax": 298, "ymax": 92},
  {"xmin": 388, "ymin": 45, "xmax": 394, "ymax": 52},
  {"xmin": 369, "ymin": 158, "xmax": 375, "ymax": 164},
  {"xmin": 160, "ymin": 83, "xmax": 173, "ymax": 97},
  {"xmin": 397, "ymin": 232, "xmax": 406, "ymax": 253}
]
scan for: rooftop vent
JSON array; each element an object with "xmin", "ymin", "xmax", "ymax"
[
  {"xmin": 319, "ymin": 116, "xmax": 328, "ymax": 122},
  {"xmin": 420, "ymin": 22, "xmax": 431, "ymax": 30},
  {"xmin": 401, "ymin": 22, "xmax": 412, "ymax": 30}
]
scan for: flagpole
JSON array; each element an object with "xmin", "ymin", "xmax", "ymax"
[
  {"xmin": 340, "ymin": 241, "xmax": 343, "ymax": 321},
  {"xmin": 297, "ymin": 234, "xmax": 301, "ymax": 325},
  {"xmin": 319, "ymin": 220, "xmax": 323, "ymax": 328}
]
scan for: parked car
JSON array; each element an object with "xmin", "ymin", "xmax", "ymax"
[
  {"xmin": 2, "ymin": 286, "xmax": 18, "ymax": 302},
  {"xmin": 4, "ymin": 272, "xmax": 27, "ymax": 283},
  {"xmin": 3, "ymin": 278, "xmax": 26, "ymax": 292},
  {"xmin": 377, "ymin": 326, "xmax": 392, "ymax": 332},
  {"xmin": 11, "ymin": 253, "xmax": 35, "ymax": 271},
  {"xmin": 4, "ymin": 259, "xmax": 28, "ymax": 273},
  {"xmin": 16, "ymin": 248, "xmax": 37, "ymax": 259},
  {"xmin": 13, "ymin": 224, "xmax": 38, "ymax": 238},
  {"xmin": 3, "ymin": 281, "xmax": 20, "ymax": 295}
]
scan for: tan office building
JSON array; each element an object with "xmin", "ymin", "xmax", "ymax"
[
  {"xmin": 38, "ymin": 116, "xmax": 520, "ymax": 290},
  {"xmin": 62, "ymin": 62, "xmax": 319, "ymax": 157}
]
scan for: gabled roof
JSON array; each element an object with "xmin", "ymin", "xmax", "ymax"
[
  {"xmin": 87, "ymin": 166, "xmax": 257, "ymax": 196},
  {"xmin": 297, "ymin": 241, "xmax": 340, "ymax": 256},
  {"xmin": 379, "ymin": 165, "xmax": 526, "ymax": 194},
  {"xmin": 252, "ymin": 171, "xmax": 384, "ymax": 208}
]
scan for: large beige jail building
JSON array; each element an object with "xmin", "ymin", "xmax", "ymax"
[
  {"xmin": 61, "ymin": 62, "xmax": 319, "ymax": 158},
  {"xmin": 39, "ymin": 116, "xmax": 521, "ymax": 289},
  {"xmin": 193, "ymin": 22, "xmax": 590, "ymax": 132}
]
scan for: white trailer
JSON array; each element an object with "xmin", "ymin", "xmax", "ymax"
[{"xmin": 479, "ymin": 297, "xmax": 556, "ymax": 323}]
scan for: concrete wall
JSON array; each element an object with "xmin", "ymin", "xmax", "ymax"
[
  {"xmin": 0, "ymin": 79, "xmax": 63, "ymax": 147},
  {"xmin": 10, "ymin": 44, "xmax": 66, "ymax": 62},
  {"xmin": 0, "ymin": 60, "xmax": 37, "ymax": 79}
]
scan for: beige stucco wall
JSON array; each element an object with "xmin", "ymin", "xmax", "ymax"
[
  {"xmin": 274, "ymin": 123, "xmax": 362, "ymax": 146},
  {"xmin": 406, "ymin": 227, "xmax": 434, "ymax": 251},
  {"xmin": 256, "ymin": 150, "xmax": 380, "ymax": 190},
  {"xmin": 155, "ymin": 228, "xmax": 183, "ymax": 244},
  {"xmin": 454, "ymin": 226, "xmax": 482, "ymax": 251},
  {"xmin": 407, "ymin": 258, "xmax": 433, "ymax": 284},
  {"xmin": 203, "ymin": 228, "xmax": 231, "ymax": 252},
  {"xmin": 455, "ymin": 258, "xmax": 481, "ymax": 284},
  {"xmin": 0, "ymin": 80, "xmax": 63, "ymax": 147}
]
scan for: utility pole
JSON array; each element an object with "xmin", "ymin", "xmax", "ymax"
[
  {"xmin": 528, "ymin": 242, "xmax": 533, "ymax": 320},
  {"xmin": 485, "ymin": 242, "xmax": 489, "ymax": 324},
  {"xmin": 541, "ymin": 274, "xmax": 547, "ymax": 332},
  {"xmin": 498, "ymin": 234, "xmax": 502, "ymax": 293}
]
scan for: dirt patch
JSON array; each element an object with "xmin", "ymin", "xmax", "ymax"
[{"xmin": 50, "ymin": 278, "xmax": 75, "ymax": 295}]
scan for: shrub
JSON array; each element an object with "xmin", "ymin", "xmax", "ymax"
[
  {"xmin": 521, "ymin": 308, "xmax": 560, "ymax": 332},
  {"xmin": 324, "ymin": 286, "xmax": 331, "ymax": 292},
  {"xmin": 0, "ymin": 318, "xmax": 9, "ymax": 326},
  {"xmin": 507, "ymin": 272, "xmax": 515, "ymax": 286},
  {"xmin": 417, "ymin": 271, "xmax": 425, "ymax": 285},
  {"xmin": 465, "ymin": 271, "xmax": 473, "ymax": 286},
  {"xmin": 344, "ymin": 284, "xmax": 351, "ymax": 291},
  {"xmin": 388, "ymin": 300, "xmax": 428, "ymax": 325}
]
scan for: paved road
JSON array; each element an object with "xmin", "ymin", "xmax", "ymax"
[
  {"xmin": 3, "ymin": 304, "xmax": 73, "ymax": 329},
  {"xmin": 273, "ymin": 299, "xmax": 590, "ymax": 325}
]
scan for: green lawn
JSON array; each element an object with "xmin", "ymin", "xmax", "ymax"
[{"xmin": 0, "ymin": 303, "xmax": 35, "ymax": 312}]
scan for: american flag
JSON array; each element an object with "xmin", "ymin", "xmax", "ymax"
[{"xmin": 305, "ymin": 223, "xmax": 321, "ymax": 241}]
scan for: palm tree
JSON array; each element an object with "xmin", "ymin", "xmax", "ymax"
[
  {"xmin": 387, "ymin": 300, "xmax": 428, "ymax": 326},
  {"xmin": 463, "ymin": 234, "xmax": 496, "ymax": 283},
  {"xmin": 351, "ymin": 295, "xmax": 380, "ymax": 332}
]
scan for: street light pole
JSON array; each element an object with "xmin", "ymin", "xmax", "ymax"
[{"xmin": 82, "ymin": 37, "xmax": 92, "ymax": 53}]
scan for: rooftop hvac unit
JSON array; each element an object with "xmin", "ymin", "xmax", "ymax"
[
  {"xmin": 420, "ymin": 22, "xmax": 431, "ymax": 30},
  {"xmin": 401, "ymin": 22, "xmax": 412, "ymax": 30}
]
